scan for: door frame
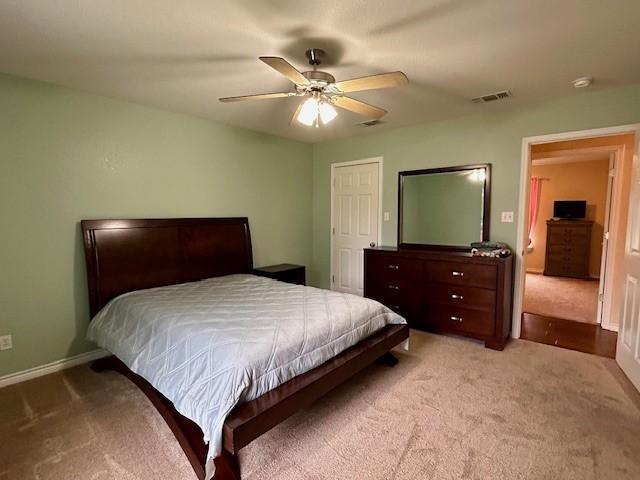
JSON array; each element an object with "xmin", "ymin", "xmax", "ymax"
[
  {"xmin": 596, "ymin": 152, "xmax": 616, "ymax": 325},
  {"xmin": 330, "ymin": 157, "xmax": 384, "ymax": 292},
  {"xmin": 513, "ymin": 124, "xmax": 640, "ymax": 338}
]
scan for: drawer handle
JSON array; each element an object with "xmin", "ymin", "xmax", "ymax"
[
  {"xmin": 450, "ymin": 316, "xmax": 463, "ymax": 323},
  {"xmin": 388, "ymin": 264, "xmax": 399, "ymax": 270},
  {"xmin": 388, "ymin": 284, "xmax": 400, "ymax": 290},
  {"xmin": 450, "ymin": 294, "xmax": 464, "ymax": 300},
  {"xmin": 452, "ymin": 271, "xmax": 464, "ymax": 277}
]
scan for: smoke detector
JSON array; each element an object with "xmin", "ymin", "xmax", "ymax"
[
  {"xmin": 471, "ymin": 90, "xmax": 512, "ymax": 103},
  {"xmin": 572, "ymin": 77, "xmax": 593, "ymax": 88}
]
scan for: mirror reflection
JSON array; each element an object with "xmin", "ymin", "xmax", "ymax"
[{"xmin": 400, "ymin": 167, "xmax": 488, "ymax": 246}]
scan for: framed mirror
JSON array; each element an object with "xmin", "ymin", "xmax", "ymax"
[{"xmin": 398, "ymin": 164, "xmax": 491, "ymax": 249}]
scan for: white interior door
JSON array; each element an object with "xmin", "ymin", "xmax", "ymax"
[
  {"xmin": 331, "ymin": 161, "xmax": 380, "ymax": 295},
  {"xmin": 617, "ymin": 136, "xmax": 640, "ymax": 391}
]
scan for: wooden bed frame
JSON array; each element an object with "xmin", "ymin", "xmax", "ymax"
[{"xmin": 81, "ymin": 217, "xmax": 409, "ymax": 480}]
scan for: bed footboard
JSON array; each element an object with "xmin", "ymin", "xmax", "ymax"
[{"xmin": 92, "ymin": 323, "xmax": 409, "ymax": 480}]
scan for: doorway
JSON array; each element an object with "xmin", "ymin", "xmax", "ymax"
[
  {"xmin": 513, "ymin": 128, "xmax": 637, "ymax": 358},
  {"xmin": 330, "ymin": 157, "xmax": 383, "ymax": 295},
  {"xmin": 524, "ymin": 150, "xmax": 611, "ymax": 324}
]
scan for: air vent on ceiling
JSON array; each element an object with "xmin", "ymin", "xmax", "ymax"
[
  {"xmin": 358, "ymin": 119, "xmax": 384, "ymax": 127},
  {"xmin": 472, "ymin": 90, "xmax": 512, "ymax": 103}
]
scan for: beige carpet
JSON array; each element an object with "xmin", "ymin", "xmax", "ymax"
[
  {"xmin": 2, "ymin": 331, "xmax": 639, "ymax": 480},
  {"xmin": 524, "ymin": 273, "xmax": 600, "ymax": 323},
  {"xmin": 0, "ymin": 362, "xmax": 194, "ymax": 480}
]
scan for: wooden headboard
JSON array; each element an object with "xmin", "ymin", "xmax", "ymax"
[{"xmin": 81, "ymin": 218, "xmax": 253, "ymax": 317}]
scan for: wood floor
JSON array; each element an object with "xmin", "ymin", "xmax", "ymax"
[{"xmin": 521, "ymin": 312, "xmax": 618, "ymax": 358}]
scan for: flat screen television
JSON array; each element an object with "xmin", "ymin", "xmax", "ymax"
[{"xmin": 553, "ymin": 200, "xmax": 586, "ymax": 219}]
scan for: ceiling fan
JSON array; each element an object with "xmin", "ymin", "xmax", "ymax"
[{"xmin": 219, "ymin": 48, "xmax": 408, "ymax": 127}]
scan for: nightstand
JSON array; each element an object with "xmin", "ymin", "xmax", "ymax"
[{"xmin": 253, "ymin": 263, "xmax": 305, "ymax": 285}]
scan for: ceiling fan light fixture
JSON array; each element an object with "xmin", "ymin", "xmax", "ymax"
[
  {"xmin": 221, "ymin": 49, "xmax": 408, "ymax": 129},
  {"xmin": 297, "ymin": 98, "xmax": 318, "ymax": 126},
  {"xmin": 319, "ymin": 102, "xmax": 337, "ymax": 125}
]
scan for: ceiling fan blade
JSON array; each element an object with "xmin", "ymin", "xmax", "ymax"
[
  {"xmin": 334, "ymin": 71, "xmax": 408, "ymax": 93},
  {"xmin": 259, "ymin": 56, "xmax": 310, "ymax": 86},
  {"xmin": 219, "ymin": 92, "xmax": 292, "ymax": 102},
  {"xmin": 332, "ymin": 96, "xmax": 387, "ymax": 119}
]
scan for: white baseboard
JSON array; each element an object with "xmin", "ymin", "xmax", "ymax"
[{"xmin": 0, "ymin": 349, "xmax": 110, "ymax": 388}]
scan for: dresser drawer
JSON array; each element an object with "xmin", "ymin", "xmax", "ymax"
[
  {"xmin": 547, "ymin": 244, "xmax": 588, "ymax": 255},
  {"xmin": 423, "ymin": 260, "xmax": 497, "ymax": 289},
  {"xmin": 365, "ymin": 253, "xmax": 421, "ymax": 296},
  {"xmin": 550, "ymin": 224, "xmax": 589, "ymax": 234},
  {"xmin": 424, "ymin": 304, "xmax": 494, "ymax": 337},
  {"xmin": 548, "ymin": 231, "xmax": 589, "ymax": 246},
  {"xmin": 366, "ymin": 253, "xmax": 422, "ymax": 281},
  {"xmin": 383, "ymin": 298, "xmax": 419, "ymax": 324},
  {"xmin": 547, "ymin": 233, "xmax": 588, "ymax": 245},
  {"xmin": 366, "ymin": 289, "xmax": 420, "ymax": 327},
  {"xmin": 546, "ymin": 253, "xmax": 588, "ymax": 265},
  {"xmin": 423, "ymin": 284, "xmax": 495, "ymax": 312},
  {"xmin": 544, "ymin": 263, "xmax": 588, "ymax": 278},
  {"xmin": 366, "ymin": 277, "xmax": 415, "ymax": 305}
]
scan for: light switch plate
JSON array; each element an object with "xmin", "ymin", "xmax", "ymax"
[
  {"xmin": 0, "ymin": 335, "xmax": 12, "ymax": 351},
  {"xmin": 501, "ymin": 211, "xmax": 514, "ymax": 223},
  {"xmin": 383, "ymin": 211, "xmax": 390, "ymax": 221}
]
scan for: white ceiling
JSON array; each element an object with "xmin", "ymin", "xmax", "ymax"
[{"xmin": 1, "ymin": 0, "xmax": 639, "ymax": 143}]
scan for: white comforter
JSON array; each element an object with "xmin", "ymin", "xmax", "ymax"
[{"xmin": 86, "ymin": 274, "xmax": 405, "ymax": 475}]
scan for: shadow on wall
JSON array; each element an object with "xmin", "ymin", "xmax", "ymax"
[{"xmin": 68, "ymin": 222, "xmax": 92, "ymax": 357}]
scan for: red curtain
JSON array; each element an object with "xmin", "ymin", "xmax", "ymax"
[{"xmin": 528, "ymin": 177, "xmax": 541, "ymax": 247}]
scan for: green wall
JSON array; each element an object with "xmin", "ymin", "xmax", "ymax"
[
  {"xmin": 0, "ymin": 74, "xmax": 313, "ymax": 377},
  {"xmin": 402, "ymin": 173, "xmax": 484, "ymax": 245},
  {"xmin": 3, "ymin": 72, "xmax": 640, "ymax": 378},
  {"xmin": 311, "ymin": 84, "xmax": 640, "ymax": 287}
]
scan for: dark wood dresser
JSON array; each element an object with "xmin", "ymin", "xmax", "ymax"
[
  {"xmin": 364, "ymin": 247, "xmax": 513, "ymax": 350},
  {"xmin": 543, "ymin": 220, "xmax": 592, "ymax": 279}
]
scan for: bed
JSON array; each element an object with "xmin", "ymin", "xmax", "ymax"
[{"xmin": 81, "ymin": 217, "xmax": 409, "ymax": 480}]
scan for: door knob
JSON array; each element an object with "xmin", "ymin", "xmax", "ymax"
[{"xmin": 370, "ymin": 242, "xmax": 376, "ymax": 247}]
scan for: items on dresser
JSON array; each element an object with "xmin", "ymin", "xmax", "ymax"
[
  {"xmin": 364, "ymin": 247, "xmax": 513, "ymax": 350},
  {"xmin": 543, "ymin": 220, "xmax": 592, "ymax": 279},
  {"xmin": 470, "ymin": 241, "xmax": 511, "ymax": 258},
  {"xmin": 253, "ymin": 263, "xmax": 306, "ymax": 285}
]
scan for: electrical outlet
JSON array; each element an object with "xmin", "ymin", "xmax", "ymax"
[
  {"xmin": 383, "ymin": 211, "xmax": 390, "ymax": 221},
  {"xmin": 0, "ymin": 335, "xmax": 12, "ymax": 351},
  {"xmin": 501, "ymin": 211, "xmax": 514, "ymax": 223}
]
